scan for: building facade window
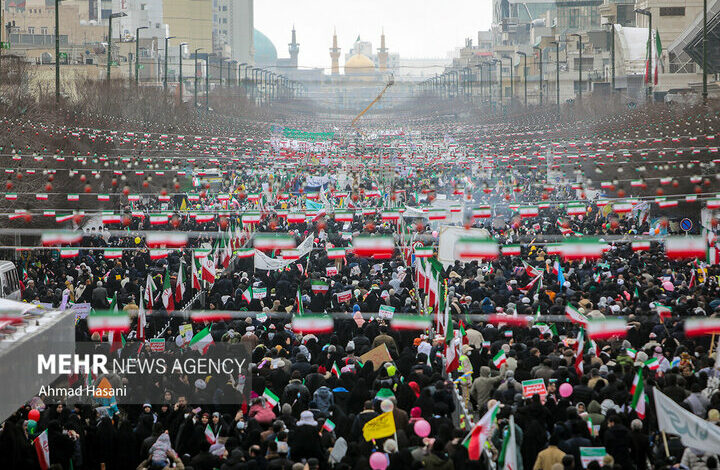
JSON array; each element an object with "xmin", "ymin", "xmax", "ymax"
[{"xmin": 659, "ymin": 7, "xmax": 685, "ymax": 16}]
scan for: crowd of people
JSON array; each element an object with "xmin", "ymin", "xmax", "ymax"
[{"xmin": 2, "ymin": 103, "xmax": 720, "ymax": 470}]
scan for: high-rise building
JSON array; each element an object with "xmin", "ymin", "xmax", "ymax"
[
  {"xmin": 163, "ymin": 0, "xmax": 213, "ymax": 53},
  {"xmin": 213, "ymin": 0, "xmax": 253, "ymax": 63}
]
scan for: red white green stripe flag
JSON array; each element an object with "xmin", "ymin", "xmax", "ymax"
[
  {"xmin": 684, "ymin": 318, "xmax": 720, "ymax": 337},
  {"xmin": 234, "ymin": 248, "xmax": 255, "ymax": 258},
  {"xmin": 311, "ymin": 280, "xmax": 329, "ymax": 294},
  {"xmin": 104, "ymin": 248, "xmax": 123, "ymax": 259},
  {"xmin": 42, "ymin": 231, "xmax": 82, "ymax": 246},
  {"xmin": 287, "ymin": 212, "xmax": 305, "ymax": 223},
  {"xmin": 566, "ymin": 204, "xmax": 586, "ymax": 216},
  {"xmin": 455, "ymin": 238, "xmax": 499, "ymax": 261},
  {"xmin": 205, "ymin": 424, "xmax": 217, "ymax": 444},
  {"xmin": 327, "ymin": 247, "xmax": 346, "ymax": 259},
  {"xmin": 632, "ymin": 241, "xmax": 651, "ymax": 252},
  {"xmin": 175, "ymin": 260, "xmax": 186, "ymax": 303},
  {"xmin": 630, "ymin": 368, "xmax": 647, "ymax": 419},
  {"xmin": 146, "ymin": 233, "xmax": 187, "ymax": 248},
  {"xmin": 473, "ymin": 206, "xmax": 492, "ymax": 219},
  {"xmin": 161, "ymin": 266, "xmax": 175, "ymax": 312},
  {"xmin": 414, "ymin": 245, "xmax": 434, "ymax": 258},
  {"xmin": 323, "ymin": 419, "xmax": 336, "ymax": 432},
  {"xmin": 561, "ymin": 239, "xmax": 604, "ymax": 260},
  {"xmin": 391, "ymin": 314, "xmax": 432, "ymax": 330},
  {"xmin": 462, "ymin": 402, "xmax": 499, "ymax": 460},
  {"xmin": 60, "ymin": 248, "xmax": 80, "ymax": 258},
  {"xmin": 87, "ymin": 310, "xmax": 130, "ymax": 333},
  {"xmin": 519, "ymin": 206, "xmax": 539, "ymax": 218},
  {"xmin": 242, "ymin": 212, "xmax": 262, "ymax": 224},
  {"xmin": 34, "ymin": 429, "xmax": 50, "ymax": 470},
  {"xmin": 565, "ymin": 304, "xmax": 588, "ymax": 325},
  {"xmin": 334, "ymin": 210, "xmax": 354, "ymax": 222},
  {"xmin": 586, "ymin": 318, "xmax": 627, "ymax": 339},
  {"xmin": 263, "ymin": 388, "xmax": 279, "ymax": 408},
  {"xmin": 493, "ymin": 350, "xmax": 507, "ymax": 368},
  {"xmin": 254, "ymin": 234, "xmax": 296, "ymax": 251},
  {"xmin": 292, "ymin": 314, "xmax": 334, "ymax": 334},
  {"xmin": 501, "ymin": 245, "xmax": 521, "ymax": 256},
  {"xmin": 665, "ymin": 237, "xmax": 706, "ymax": 259},
  {"xmin": 189, "ymin": 327, "xmax": 214, "ymax": 354},
  {"xmin": 644, "ymin": 357, "xmax": 660, "ymax": 370},
  {"xmin": 352, "ymin": 235, "xmax": 395, "ymax": 258}
]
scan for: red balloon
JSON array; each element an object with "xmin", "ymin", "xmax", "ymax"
[{"xmin": 28, "ymin": 409, "xmax": 40, "ymax": 421}]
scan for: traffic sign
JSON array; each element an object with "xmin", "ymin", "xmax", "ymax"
[
  {"xmin": 681, "ymin": 218, "xmax": 693, "ymax": 232},
  {"xmin": 0, "ymin": 42, "xmax": 10, "ymax": 50},
  {"xmin": 59, "ymin": 52, "xmax": 67, "ymax": 58}
]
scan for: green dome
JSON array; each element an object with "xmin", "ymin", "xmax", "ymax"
[{"xmin": 254, "ymin": 29, "xmax": 277, "ymax": 65}]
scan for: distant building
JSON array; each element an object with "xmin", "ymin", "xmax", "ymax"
[{"xmin": 213, "ymin": 0, "xmax": 253, "ymax": 63}]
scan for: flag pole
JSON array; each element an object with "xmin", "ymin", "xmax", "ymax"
[
  {"xmin": 661, "ymin": 431, "xmax": 670, "ymax": 458},
  {"xmin": 709, "ymin": 333, "xmax": 716, "ymax": 358}
]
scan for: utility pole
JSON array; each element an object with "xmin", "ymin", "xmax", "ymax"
[
  {"xmin": 517, "ymin": 51, "xmax": 527, "ymax": 107},
  {"xmin": 106, "ymin": 12, "xmax": 126, "ymax": 82},
  {"xmin": 163, "ymin": 36, "xmax": 175, "ymax": 90},
  {"xmin": 205, "ymin": 55, "xmax": 210, "ymax": 110},
  {"xmin": 194, "ymin": 48, "xmax": 203, "ymax": 108},
  {"xmin": 550, "ymin": 41, "xmax": 560, "ymax": 109},
  {"xmin": 571, "ymin": 33, "xmax": 582, "ymax": 99},
  {"xmin": 703, "ymin": 0, "xmax": 708, "ymax": 103},
  {"xmin": 55, "ymin": 0, "xmax": 60, "ymax": 103},
  {"xmin": 534, "ymin": 46, "xmax": 543, "ymax": 106},
  {"xmin": 178, "ymin": 42, "xmax": 186, "ymax": 98}
]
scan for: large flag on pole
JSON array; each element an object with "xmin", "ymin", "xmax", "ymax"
[
  {"xmin": 630, "ymin": 367, "xmax": 647, "ymax": 419},
  {"xmin": 145, "ymin": 274, "xmax": 157, "ymax": 308},
  {"xmin": 498, "ymin": 415, "xmax": 518, "ymax": 470},
  {"xmin": 175, "ymin": 260, "xmax": 187, "ymax": 303},
  {"xmin": 161, "ymin": 266, "xmax": 175, "ymax": 312},
  {"xmin": 462, "ymin": 402, "xmax": 500, "ymax": 460},
  {"xmin": 137, "ymin": 286, "xmax": 146, "ymax": 340}
]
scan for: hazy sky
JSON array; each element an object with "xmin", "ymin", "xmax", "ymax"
[{"xmin": 254, "ymin": 0, "xmax": 492, "ymax": 70}]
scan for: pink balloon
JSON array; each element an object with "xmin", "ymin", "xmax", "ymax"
[
  {"xmin": 369, "ymin": 452, "xmax": 389, "ymax": 470},
  {"xmin": 28, "ymin": 409, "xmax": 40, "ymax": 422},
  {"xmin": 414, "ymin": 419, "xmax": 431, "ymax": 437},
  {"xmin": 663, "ymin": 281, "xmax": 674, "ymax": 292},
  {"xmin": 559, "ymin": 383, "xmax": 573, "ymax": 398}
]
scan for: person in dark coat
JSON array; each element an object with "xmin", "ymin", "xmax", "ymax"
[{"xmin": 289, "ymin": 411, "xmax": 325, "ymax": 465}]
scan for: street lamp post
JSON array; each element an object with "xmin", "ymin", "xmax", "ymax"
[
  {"xmin": 55, "ymin": 0, "xmax": 61, "ymax": 103},
  {"xmin": 493, "ymin": 59, "xmax": 503, "ymax": 107},
  {"xmin": 205, "ymin": 55, "xmax": 210, "ymax": 110},
  {"xmin": 550, "ymin": 41, "xmax": 560, "ymax": 109},
  {"xmin": 163, "ymin": 36, "xmax": 175, "ymax": 90},
  {"xmin": 517, "ymin": 51, "xmax": 527, "ymax": 107},
  {"xmin": 106, "ymin": 12, "xmax": 127, "ymax": 82},
  {"xmin": 475, "ymin": 64, "xmax": 483, "ymax": 102},
  {"xmin": 702, "ymin": 0, "xmax": 708, "ymax": 102},
  {"xmin": 218, "ymin": 58, "xmax": 223, "ymax": 88},
  {"xmin": 178, "ymin": 42, "xmax": 186, "ymax": 98},
  {"xmin": 135, "ymin": 26, "xmax": 148, "ymax": 86},
  {"xmin": 635, "ymin": 8, "xmax": 653, "ymax": 100},
  {"xmin": 533, "ymin": 46, "xmax": 543, "ymax": 106},
  {"xmin": 570, "ymin": 33, "xmax": 582, "ymax": 99},
  {"xmin": 603, "ymin": 23, "xmax": 616, "ymax": 93},
  {"xmin": 194, "ymin": 48, "xmax": 203, "ymax": 108},
  {"xmin": 238, "ymin": 62, "xmax": 247, "ymax": 88}
]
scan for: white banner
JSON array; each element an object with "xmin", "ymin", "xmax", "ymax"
[
  {"xmin": 655, "ymin": 389, "xmax": 720, "ymax": 454},
  {"xmin": 253, "ymin": 235, "xmax": 314, "ymax": 271}
]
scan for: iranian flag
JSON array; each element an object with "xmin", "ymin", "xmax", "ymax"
[
  {"xmin": 501, "ymin": 245, "xmax": 521, "ymax": 256},
  {"xmin": 161, "ymin": 266, "xmax": 175, "ymax": 312},
  {"xmin": 327, "ymin": 247, "xmax": 346, "ymax": 259},
  {"xmin": 445, "ymin": 325, "xmax": 460, "ymax": 373},
  {"xmin": 567, "ymin": 204, "xmax": 586, "ymax": 216},
  {"xmin": 684, "ymin": 318, "xmax": 720, "ymax": 337},
  {"xmin": 145, "ymin": 274, "xmax": 157, "ymax": 308},
  {"xmin": 34, "ymin": 429, "xmax": 50, "ymax": 470},
  {"xmin": 287, "ymin": 212, "xmax": 306, "ymax": 223},
  {"xmin": 254, "ymin": 234, "xmax": 296, "ymax": 251},
  {"xmin": 67, "ymin": 193, "xmax": 79, "ymax": 201},
  {"xmin": 176, "ymin": 260, "xmax": 186, "ymax": 302},
  {"xmin": 87, "ymin": 310, "xmax": 130, "ymax": 333},
  {"xmin": 323, "ymin": 419, "xmax": 336, "ymax": 432},
  {"xmin": 202, "ymin": 255, "xmax": 216, "ymax": 284},
  {"xmin": 104, "ymin": 248, "xmax": 123, "ymax": 259},
  {"xmin": 234, "ymin": 248, "xmax": 255, "ymax": 258},
  {"xmin": 613, "ymin": 202, "xmax": 633, "ymax": 214},
  {"xmin": 492, "ymin": 350, "xmax": 507, "ymax": 368},
  {"xmin": 381, "ymin": 210, "xmax": 401, "ymax": 221},
  {"xmin": 292, "ymin": 314, "xmax": 334, "ymax": 334},
  {"xmin": 427, "ymin": 208, "xmax": 447, "ymax": 220},
  {"xmin": 97, "ymin": 194, "xmax": 110, "ymax": 201},
  {"xmin": 263, "ymin": 388, "xmax": 279, "ymax": 407},
  {"xmin": 60, "ymin": 248, "xmax": 80, "ymax": 258},
  {"xmin": 519, "ymin": 206, "xmax": 539, "ymax": 218},
  {"xmin": 575, "ymin": 327, "xmax": 586, "ymax": 375},
  {"xmin": 191, "ymin": 258, "xmax": 202, "ymax": 290},
  {"xmin": 241, "ymin": 285, "xmax": 253, "ymax": 303},
  {"xmin": 243, "ymin": 212, "xmax": 262, "ymax": 224},
  {"xmin": 644, "ymin": 357, "xmax": 660, "ymax": 370},
  {"xmin": 102, "ymin": 213, "xmax": 122, "ymax": 224},
  {"xmin": 473, "ymin": 206, "xmax": 492, "ymax": 218},
  {"xmin": 561, "ymin": 240, "xmax": 604, "ymax": 260},
  {"xmin": 416, "ymin": 258, "xmax": 428, "ymax": 290},
  {"xmin": 665, "ymin": 237, "xmax": 706, "ymax": 259},
  {"xmin": 414, "ymin": 245, "xmax": 434, "ymax": 258},
  {"xmin": 522, "ymin": 260, "xmax": 541, "ymax": 278},
  {"xmin": 190, "ymin": 311, "xmax": 232, "ymax": 322},
  {"xmin": 462, "ymin": 402, "xmax": 499, "ymax": 460},
  {"xmin": 391, "ymin": 314, "xmax": 432, "ymax": 330},
  {"xmin": 586, "ymin": 318, "xmax": 627, "ymax": 339},
  {"xmin": 42, "ymin": 231, "xmax": 82, "ymax": 246},
  {"xmin": 334, "ymin": 210, "xmax": 354, "ymax": 222},
  {"xmin": 455, "ymin": 238, "xmax": 499, "ymax": 260},
  {"xmin": 205, "ymin": 424, "xmax": 217, "ymax": 444},
  {"xmin": 311, "ymin": 280, "xmax": 329, "ymax": 294},
  {"xmin": 707, "ymin": 199, "xmax": 720, "ymax": 209},
  {"xmin": 149, "ymin": 250, "xmax": 168, "ymax": 260},
  {"xmin": 352, "ymin": 236, "xmax": 395, "ymax": 258},
  {"xmin": 565, "ymin": 304, "xmax": 588, "ymax": 325},
  {"xmin": 331, "ymin": 362, "xmax": 341, "ymax": 377},
  {"xmin": 630, "ymin": 368, "xmax": 647, "ymax": 419},
  {"xmin": 146, "ymin": 233, "xmax": 187, "ymax": 248},
  {"xmin": 189, "ymin": 327, "xmax": 214, "ymax": 354},
  {"xmin": 632, "ymin": 241, "xmax": 651, "ymax": 252}
]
